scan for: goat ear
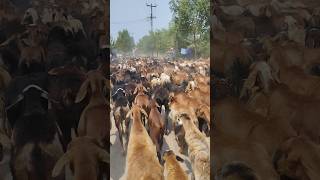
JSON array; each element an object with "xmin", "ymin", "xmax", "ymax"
[
  {"xmin": 52, "ymin": 151, "xmax": 71, "ymax": 177},
  {"xmin": 71, "ymin": 128, "xmax": 77, "ymax": 141},
  {"xmin": 0, "ymin": 68, "xmax": 11, "ymax": 89},
  {"xmin": 133, "ymin": 87, "xmax": 138, "ymax": 95},
  {"xmin": 97, "ymin": 148, "xmax": 110, "ymax": 164},
  {"xmin": 176, "ymin": 155, "xmax": 184, "ymax": 162},
  {"xmin": 156, "ymin": 102, "xmax": 160, "ymax": 108},
  {"xmin": 75, "ymin": 80, "xmax": 89, "ymax": 103}
]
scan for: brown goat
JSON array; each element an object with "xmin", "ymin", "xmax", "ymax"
[
  {"xmin": 171, "ymin": 71, "xmax": 189, "ymax": 85},
  {"xmin": 168, "ymin": 92, "xmax": 199, "ymax": 127},
  {"xmin": 133, "ymin": 83, "xmax": 150, "ymax": 126},
  {"xmin": 113, "ymin": 104, "xmax": 130, "ymax": 154},
  {"xmin": 186, "ymin": 87, "xmax": 210, "ymax": 106},
  {"xmin": 148, "ymin": 99, "xmax": 165, "ymax": 161},
  {"xmin": 123, "ymin": 104, "xmax": 164, "ymax": 180}
]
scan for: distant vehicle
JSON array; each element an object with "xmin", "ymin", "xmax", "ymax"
[{"xmin": 181, "ymin": 48, "xmax": 193, "ymax": 59}]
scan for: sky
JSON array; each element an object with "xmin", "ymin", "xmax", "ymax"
[{"xmin": 110, "ymin": 0, "xmax": 173, "ymax": 43}]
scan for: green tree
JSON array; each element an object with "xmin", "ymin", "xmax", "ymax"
[
  {"xmin": 137, "ymin": 28, "xmax": 176, "ymax": 56},
  {"xmin": 115, "ymin": 29, "xmax": 135, "ymax": 54},
  {"xmin": 136, "ymin": 33, "xmax": 154, "ymax": 55},
  {"xmin": 169, "ymin": 0, "xmax": 210, "ymax": 58}
]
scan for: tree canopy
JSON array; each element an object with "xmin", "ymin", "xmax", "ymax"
[
  {"xmin": 169, "ymin": 0, "xmax": 210, "ymax": 57},
  {"xmin": 136, "ymin": 25, "xmax": 176, "ymax": 56},
  {"xmin": 114, "ymin": 29, "xmax": 135, "ymax": 54}
]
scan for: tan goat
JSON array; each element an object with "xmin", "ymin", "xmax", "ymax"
[
  {"xmin": 75, "ymin": 70, "xmax": 110, "ymax": 147},
  {"xmin": 241, "ymin": 62, "xmax": 320, "ymax": 143},
  {"xmin": 123, "ymin": 104, "xmax": 164, "ymax": 180},
  {"xmin": 178, "ymin": 113, "xmax": 210, "ymax": 180},
  {"xmin": 213, "ymin": 133, "xmax": 280, "ymax": 180},
  {"xmin": 274, "ymin": 136, "xmax": 320, "ymax": 180},
  {"xmin": 162, "ymin": 150, "xmax": 188, "ymax": 180},
  {"xmin": 52, "ymin": 136, "xmax": 109, "ymax": 180}
]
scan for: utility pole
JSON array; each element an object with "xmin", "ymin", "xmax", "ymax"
[{"xmin": 146, "ymin": 3, "xmax": 157, "ymax": 57}]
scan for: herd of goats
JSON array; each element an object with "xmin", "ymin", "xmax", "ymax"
[
  {"xmin": 110, "ymin": 57, "xmax": 210, "ymax": 180},
  {"xmin": 212, "ymin": 0, "xmax": 320, "ymax": 179}
]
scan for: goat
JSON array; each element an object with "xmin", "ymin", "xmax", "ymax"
[
  {"xmin": 213, "ymin": 132, "xmax": 279, "ymax": 180},
  {"xmin": 177, "ymin": 113, "xmax": 210, "ymax": 180},
  {"xmin": 133, "ymin": 83, "xmax": 150, "ymax": 126},
  {"xmin": 52, "ymin": 136, "xmax": 109, "ymax": 180},
  {"xmin": 273, "ymin": 136, "xmax": 320, "ymax": 180},
  {"xmin": 113, "ymin": 103, "xmax": 130, "ymax": 154},
  {"xmin": 241, "ymin": 61, "xmax": 320, "ymax": 143},
  {"xmin": 214, "ymin": 97, "xmax": 296, "ymax": 156},
  {"xmin": 123, "ymin": 104, "xmax": 164, "ymax": 180},
  {"xmin": 148, "ymin": 99, "xmax": 165, "ymax": 162},
  {"xmin": 162, "ymin": 150, "xmax": 188, "ymax": 180},
  {"xmin": 75, "ymin": 70, "xmax": 110, "ymax": 148}
]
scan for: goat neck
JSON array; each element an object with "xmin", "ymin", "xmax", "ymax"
[
  {"xmin": 88, "ymin": 92, "xmax": 107, "ymax": 106},
  {"xmin": 74, "ymin": 163, "xmax": 98, "ymax": 180},
  {"xmin": 131, "ymin": 109, "xmax": 144, "ymax": 132},
  {"xmin": 181, "ymin": 114, "xmax": 209, "ymax": 149}
]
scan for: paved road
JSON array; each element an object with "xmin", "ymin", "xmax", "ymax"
[{"xmin": 110, "ymin": 110, "xmax": 194, "ymax": 180}]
